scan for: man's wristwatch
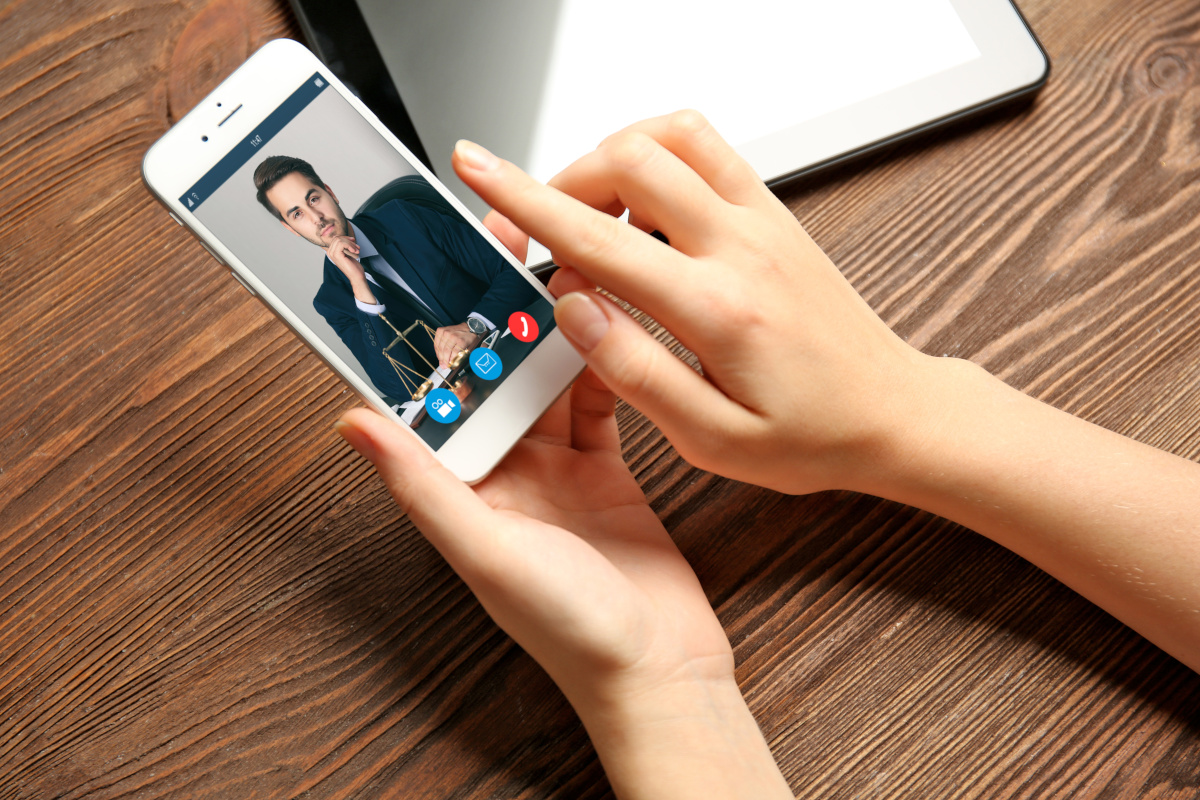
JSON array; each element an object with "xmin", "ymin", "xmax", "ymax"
[{"xmin": 467, "ymin": 317, "xmax": 489, "ymax": 335}]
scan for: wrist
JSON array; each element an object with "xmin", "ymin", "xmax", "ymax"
[
  {"xmin": 570, "ymin": 673, "xmax": 792, "ymax": 800},
  {"xmin": 853, "ymin": 353, "xmax": 1018, "ymax": 507},
  {"xmin": 835, "ymin": 352, "xmax": 986, "ymax": 498},
  {"xmin": 795, "ymin": 346, "xmax": 962, "ymax": 497},
  {"xmin": 348, "ymin": 273, "xmax": 378, "ymax": 305}
]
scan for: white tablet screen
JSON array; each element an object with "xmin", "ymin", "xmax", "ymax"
[
  {"xmin": 525, "ymin": 0, "xmax": 979, "ymax": 181},
  {"xmin": 359, "ymin": 0, "xmax": 1032, "ymax": 267}
]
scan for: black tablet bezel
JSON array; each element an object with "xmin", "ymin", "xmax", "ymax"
[{"xmin": 288, "ymin": 0, "xmax": 432, "ymax": 171}]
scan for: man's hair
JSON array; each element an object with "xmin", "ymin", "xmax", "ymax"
[{"xmin": 253, "ymin": 155, "xmax": 325, "ymax": 221}]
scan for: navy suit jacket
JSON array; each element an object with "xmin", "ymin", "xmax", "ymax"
[{"xmin": 313, "ymin": 199, "xmax": 536, "ymax": 401}]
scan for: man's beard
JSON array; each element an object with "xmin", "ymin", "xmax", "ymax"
[{"xmin": 303, "ymin": 212, "xmax": 349, "ymax": 248}]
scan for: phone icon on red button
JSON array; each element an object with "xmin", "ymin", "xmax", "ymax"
[{"xmin": 508, "ymin": 311, "xmax": 539, "ymax": 342}]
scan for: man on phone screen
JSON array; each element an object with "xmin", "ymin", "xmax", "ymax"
[{"xmin": 252, "ymin": 155, "xmax": 536, "ymax": 403}]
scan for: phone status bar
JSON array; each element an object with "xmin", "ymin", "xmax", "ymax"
[{"xmin": 179, "ymin": 73, "xmax": 329, "ymax": 212}]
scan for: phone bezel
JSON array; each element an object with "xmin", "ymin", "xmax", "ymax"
[{"xmin": 142, "ymin": 39, "xmax": 584, "ymax": 483}]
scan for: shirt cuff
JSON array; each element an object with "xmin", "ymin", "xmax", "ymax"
[
  {"xmin": 468, "ymin": 311, "xmax": 495, "ymax": 330},
  {"xmin": 356, "ymin": 299, "xmax": 386, "ymax": 315}
]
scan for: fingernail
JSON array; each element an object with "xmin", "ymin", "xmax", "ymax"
[
  {"xmin": 555, "ymin": 292, "xmax": 610, "ymax": 352},
  {"xmin": 334, "ymin": 418, "xmax": 378, "ymax": 463},
  {"xmin": 454, "ymin": 139, "xmax": 499, "ymax": 171}
]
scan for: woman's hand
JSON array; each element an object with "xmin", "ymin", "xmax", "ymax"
[
  {"xmin": 339, "ymin": 370, "xmax": 730, "ymax": 702},
  {"xmin": 453, "ymin": 112, "xmax": 935, "ymax": 496},
  {"xmin": 336, "ymin": 373, "xmax": 792, "ymax": 799},
  {"xmin": 459, "ymin": 113, "xmax": 1200, "ymax": 676}
]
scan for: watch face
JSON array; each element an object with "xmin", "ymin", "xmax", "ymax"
[{"xmin": 469, "ymin": 318, "xmax": 488, "ymax": 334}]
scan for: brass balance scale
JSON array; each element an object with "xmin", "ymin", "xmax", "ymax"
[{"xmin": 378, "ymin": 313, "xmax": 480, "ymax": 425}]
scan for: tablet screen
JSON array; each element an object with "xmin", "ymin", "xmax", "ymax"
[
  {"xmin": 360, "ymin": 0, "xmax": 978, "ymax": 174},
  {"xmin": 353, "ymin": 0, "xmax": 1041, "ymax": 263},
  {"xmin": 511, "ymin": 0, "xmax": 980, "ymax": 181}
]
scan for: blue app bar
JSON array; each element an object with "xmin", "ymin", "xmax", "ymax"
[{"xmin": 179, "ymin": 72, "xmax": 328, "ymax": 211}]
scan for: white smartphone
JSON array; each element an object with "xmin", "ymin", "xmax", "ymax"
[{"xmin": 142, "ymin": 39, "xmax": 584, "ymax": 483}]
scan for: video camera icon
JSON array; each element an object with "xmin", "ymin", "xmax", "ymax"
[{"xmin": 424, "ymin": 388, "xmax": 461, "ymax": 424}]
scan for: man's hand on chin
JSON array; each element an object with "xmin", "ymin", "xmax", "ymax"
[
  {"xmin": 434, "ymin": 322, "xmax": 481, "ymax": 368},
  {"xmin": 325, "ymin": 234, "xmax": 378, "ymax": 305},
  {"xmin": 324, "ymin": 234, "xmax": 362, "ymax": 277}
]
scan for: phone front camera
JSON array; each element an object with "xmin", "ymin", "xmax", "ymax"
[{"xmin": 201, "ymin": 135, "xmax": 208, "ymax": 142}]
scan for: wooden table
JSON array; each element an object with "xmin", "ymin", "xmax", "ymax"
[{"xmin": 3, "ymin": 1, "xmax": 1199, "ymax": 797}]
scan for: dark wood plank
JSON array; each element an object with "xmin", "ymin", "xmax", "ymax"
[{"xmin": 1, "ymin": 0, "xmax": 1198, "ymax": 798}]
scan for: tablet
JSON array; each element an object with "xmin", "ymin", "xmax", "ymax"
[{"xmin": 290, "ymin": 0, "xmax": 1048, "ymax": 265}]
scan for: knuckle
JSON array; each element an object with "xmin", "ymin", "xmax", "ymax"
[
  {"xmin": 689, "ymin": 291, "xmax": 769, "ymax": 353},
  {"xmin": 702, "ymin": 284, "xmax": 762, "ymax": 327},
  {"xmin": 602, "ymin": 130, "xmax": 658, "ymax": 172},
  {"xmin": 667, "ymin": 108, "xmax": 710, "ymax": 139},
  {"xmin": 700, "ymin": 289, "xmax": 739, "ymax": 320}
]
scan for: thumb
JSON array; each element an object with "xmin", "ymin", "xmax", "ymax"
[{"xmin": 335, "ymin": 407, "xmax": 495, "ymax": 570}]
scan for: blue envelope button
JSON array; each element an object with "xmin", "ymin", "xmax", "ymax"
[{"xmin": 470, "ymin": 348, "xmax": 503, "ymax": 381}]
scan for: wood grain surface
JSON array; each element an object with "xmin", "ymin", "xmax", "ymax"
[{"xmin": 2, "ymin": 0, "xmax": 1199, "ymax": 798}]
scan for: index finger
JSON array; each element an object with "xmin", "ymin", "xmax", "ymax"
[{"xmin": 451, "ymin": 140, "xmax": 701, "ymax": 332}]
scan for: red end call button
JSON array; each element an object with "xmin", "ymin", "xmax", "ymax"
[{"xmin": 508, "ymin": 311, "xmax": 539, "ymax": 342}]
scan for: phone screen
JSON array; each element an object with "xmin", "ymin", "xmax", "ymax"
[{"xmin": 181, "ymin": 72, "xmax": 556, "ymax": 451}]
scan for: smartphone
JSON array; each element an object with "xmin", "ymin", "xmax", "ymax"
[{"xmin": 142, "ymin": 39, "xmax": 584, "ymax": 483}]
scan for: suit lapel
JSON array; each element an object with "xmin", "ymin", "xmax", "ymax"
[
  {"xmin": 360, "ymin": 258, "xmax": 440, "ymax": 327},
  {"xmin": 355, "ymin": 211, "xmax": 454, "ymax": 327}
]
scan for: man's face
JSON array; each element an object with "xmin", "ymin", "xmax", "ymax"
[{"xmin": 265, "ymin": 172, "xmax": 350, "ymax": 248}]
